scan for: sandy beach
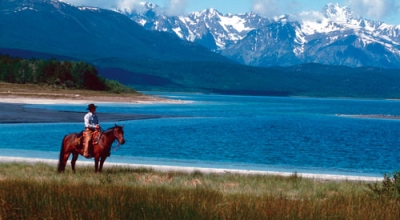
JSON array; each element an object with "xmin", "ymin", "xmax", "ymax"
[{"xmin": 0, "ymin": 95, "xmax": 384, "ymax": 182}]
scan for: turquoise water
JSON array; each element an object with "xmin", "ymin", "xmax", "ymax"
[{"xmin": 1, "ymin": 93, "xmax": 400, "ymax": 176}]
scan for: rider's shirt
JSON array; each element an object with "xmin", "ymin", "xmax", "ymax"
[{"xmin": 84, "ymin": 112, "xmax": 99, "ymax": 130}]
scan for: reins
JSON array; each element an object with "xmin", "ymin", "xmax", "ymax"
[{"xmin": 113, "ymin": 129, "xmax": 122, "ymax": 150}]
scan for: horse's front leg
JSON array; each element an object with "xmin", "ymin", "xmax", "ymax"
[
  {"xmin": 71, "ymin": 153, "xmax": 79, "ymax": 173},
  {"xmin": 59, "ymin": 152, "xmax": 71, "ymax": 173},
  {"xmin": 99, "ymin": 156, "xmax": 107, "ymax": 173}
]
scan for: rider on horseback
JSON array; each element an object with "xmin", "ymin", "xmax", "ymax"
[{"xmin": 83, "ymin": 103, "xmax": 100, "ymax": 158}]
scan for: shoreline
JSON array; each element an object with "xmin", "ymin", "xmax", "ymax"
[
  {"xmin": 0, "ymin": 156, "xmax": 383, "ymax": 182},
  {"xmin": 0, "ymin": 95, "xmax": 189, "ymax": 105},
  {"xmin": 0, "ymin": 95, "xmax": 189, "ymax": 124},
  {"xmin": 0, "ymin": 81, "xmax": 187, "ymax": 104}
]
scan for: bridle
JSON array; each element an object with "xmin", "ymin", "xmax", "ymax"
[{"xmin": 113, "ymin": 127, "xmax": 124, "ymax": 150}]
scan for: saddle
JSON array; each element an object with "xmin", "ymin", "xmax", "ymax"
[
  {"xmin": 74, "ymin": 130, "xmax": 101, "ymax": 148},
  {"xmin": 90, "ymin": 130, "xmax": 101, "ymax": 145}
]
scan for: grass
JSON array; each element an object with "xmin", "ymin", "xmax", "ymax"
[{"xmin": 0, "ymin": 163, "xmax": 399, "ymax": 219}]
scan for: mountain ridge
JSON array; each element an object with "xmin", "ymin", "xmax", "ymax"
[
  {"xmin": 121, "ymin": 2, "xmax": 400, "ymax": 68},
  {"xmin": 2, "ymin": 0, "xmax": 400, "ymax": 98},
  {"xmin": 0, "ymin": 0, "xmax": 230, "ymax": 63}
]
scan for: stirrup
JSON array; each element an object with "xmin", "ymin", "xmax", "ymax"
[{"xmin": 83, "ymin": 153, "xmax": 92, "ymax": 159}]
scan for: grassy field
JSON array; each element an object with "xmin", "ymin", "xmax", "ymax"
[{"xmin": 0, "ymin": 163, "xmax": 399, "ymax": 219}]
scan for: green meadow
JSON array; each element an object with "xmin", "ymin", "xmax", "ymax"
[{"xmin": 0, "ymin": 163, "xmax": 399, "ymax": 219}]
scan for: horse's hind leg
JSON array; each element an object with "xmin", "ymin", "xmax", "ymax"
[
  {"xmin": 94, "ymin": 157, "xmax": 100, "ymax": 172},
  {"xmin": 99, "ymin": 157, "xmax": 107, "ymax": 173},
  {"xmin": 71, "ymin": 153, "xmax": 79, "ymax": 172}
]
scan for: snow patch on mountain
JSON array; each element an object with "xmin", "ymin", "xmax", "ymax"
[
  {"xmin": 114, "ymin": 1, "xmax": 400, "ymax": 68},
  {"xmin": 78, "ymin": 6, "xmax": 100, "ymax": 11}
]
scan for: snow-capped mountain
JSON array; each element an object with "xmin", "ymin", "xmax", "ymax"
[
  {"xmin": 4, "ymin": 0, "xmax": 400, "ymax": 98},
  {"xmin": 116, "ymin": 3, "xmax": 271, "ymax": 51},
  {"xmin": 118, "ymin": 3, "xmax": 400, "ymax": 68}
]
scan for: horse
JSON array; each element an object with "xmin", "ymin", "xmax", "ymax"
[{"xmin": 57, "ymin": 124, "xmax": 125, "ymax": 173}]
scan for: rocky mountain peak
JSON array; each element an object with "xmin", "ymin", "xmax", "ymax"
[
  {"xmin": 322, "ymin": 3, "xmax": 353, "ymax": 21},
  {"xmin": 118, "ymin": 1, "xmax": 400, "ymax": 68}
]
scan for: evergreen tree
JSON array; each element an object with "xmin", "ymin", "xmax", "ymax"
[{"xmin": 0, "ymin": 55, "xmax": 135, "ymax": 93}]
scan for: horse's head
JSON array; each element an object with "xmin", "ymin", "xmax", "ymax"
[{"xmin": 113, "ymin": 124, "xmax": 125, "ymax": 145}]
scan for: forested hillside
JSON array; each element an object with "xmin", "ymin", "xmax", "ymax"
[
  {"xmin": 98, "ymin": 60, "xmax": 400, "ymax": 99},
  {"xmin": 0, "ymin": 55, "xmax": 133, "ymax": 93}
]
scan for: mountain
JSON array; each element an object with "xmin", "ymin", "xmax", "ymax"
[
  {"xmin": 2, "ymin": 0, "xmax": 400, "ymax": 98},
  {"xmin": 121, "ymin": 3, "xmax": 271, "ymax": 51},
  {"xmin": 0, "ymin": 0, "xmax": 230, "ymax": 63},
  {"xmin": 123, "ymin": 3, "xmax": 400, "ymax": 68}
]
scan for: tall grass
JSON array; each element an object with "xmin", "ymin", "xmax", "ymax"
[{"xmin": 0, "ymin": 163, "xmax": 399, "ymax": 219}]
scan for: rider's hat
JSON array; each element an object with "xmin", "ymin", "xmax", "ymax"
[{"xmin": 87, "ymin": 103, "xmax": 97, "ymax": 110}]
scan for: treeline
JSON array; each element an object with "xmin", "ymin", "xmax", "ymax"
[{"xmin": 0, "ymin": 55, "xmax": 135, "ymax": 93}]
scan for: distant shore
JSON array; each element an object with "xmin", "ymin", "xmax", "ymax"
[
  {"xmin": 336, "ymin": 114, "xmax": 400, "ymax": 120},
  {"xmin": 0, "ymin": 81, "xmax": 186, "ymax": 105},
  {"xmin": 0, "ymin": 88, "xmax": 188, "ymax": 123}
]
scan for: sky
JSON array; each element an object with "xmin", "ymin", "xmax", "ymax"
[{"xmin": 66, "ymin": 0, "xmax": 400, "ymax": 25}]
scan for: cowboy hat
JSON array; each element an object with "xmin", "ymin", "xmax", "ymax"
[{"xmin": 87, "ymin": 103, "xmax": 97, "ymax": 110}]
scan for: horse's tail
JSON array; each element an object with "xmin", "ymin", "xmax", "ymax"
[{"xmin": 57, "ymin": 135, "xmax": 67, "ymax": 173}]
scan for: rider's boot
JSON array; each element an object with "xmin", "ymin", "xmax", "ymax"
[{"xmin": 82, "ymin": 131, "xmax": 92, "ymax": 158}]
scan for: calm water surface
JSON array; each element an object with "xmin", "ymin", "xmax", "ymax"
[{"xmin": 1, "ymin": 93, "xmax": 400, "ymax": 177}]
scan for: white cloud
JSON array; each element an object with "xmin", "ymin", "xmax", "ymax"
[
  {"xmin": 165, "ymin": 0, "xmax": 189, "ymax": 16},
  {"xmin": 291, "ymin": 10, "xmax": 325, "ymax": 23},
  {"xmin": 65, "ymin": 0, "xmax": 189, "ymax": 15},
  {"xmin": 251, "ymin": 0, "xmax": 280, "ymax": 17},
  {"xmin": 115, "ymin": 0, "xmax": 144, "ymax": 13},
  {"xmin": 65, "ymin": 0, "xmax": 145, "ymax": 12},
  {"xmin": 346, "ymin": 0, "xmax": 400, "ymax": 21},
  {"xmin": 251, "ymin": 0, "xmax": 302, "ymax": 18},
  {"xmin": 65, "ymin": 0, "xmax": 114, "ymax": 8}
]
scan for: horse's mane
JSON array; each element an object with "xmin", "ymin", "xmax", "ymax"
[
  {"xmin": 98, "ymin": 126, "xmax": 123, "ymax": 140},
  {"xmin": 102, "ymin": 125, "xmax": 122, "ymax": 134},
  {"xmin": 102, "ymin": 127, "xmax": 115, "ymax": 133}
]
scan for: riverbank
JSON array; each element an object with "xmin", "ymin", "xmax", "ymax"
[
  {"xmin": 0, "ymin": 156, "xmax": 383, "ymax": 182},
  {"xmin": 0, "ymin": 81, "xmax": 187, "ymax": 104},
  {"xmin": 0, "ymin": 82, "xmax": 188, "ymax": 123},
  {"xmin": 0, "ymin": 97, "xmax": 188, "ymax": 123}
]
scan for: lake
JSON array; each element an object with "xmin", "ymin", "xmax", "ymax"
[{"xmin": 1, "ymin": 93, "xmax": 400, "ymax": 177}]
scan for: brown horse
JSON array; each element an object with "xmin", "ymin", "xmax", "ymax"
[{"xmin": 58, "ymin": 124, "xmax": 125, "ymax": 173}]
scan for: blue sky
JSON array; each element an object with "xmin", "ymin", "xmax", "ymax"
[{"xmin": 67, "ymin": 0, "xmax": 400, "ymax": 25}]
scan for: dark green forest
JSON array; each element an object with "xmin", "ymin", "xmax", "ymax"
[
  {"xmin": 98, "ymin": 59, "xmax": 400, "ymax": 99},
  {"xmin": 0, "ymin": 55, "xmax": 134, "ymax": 93}
]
